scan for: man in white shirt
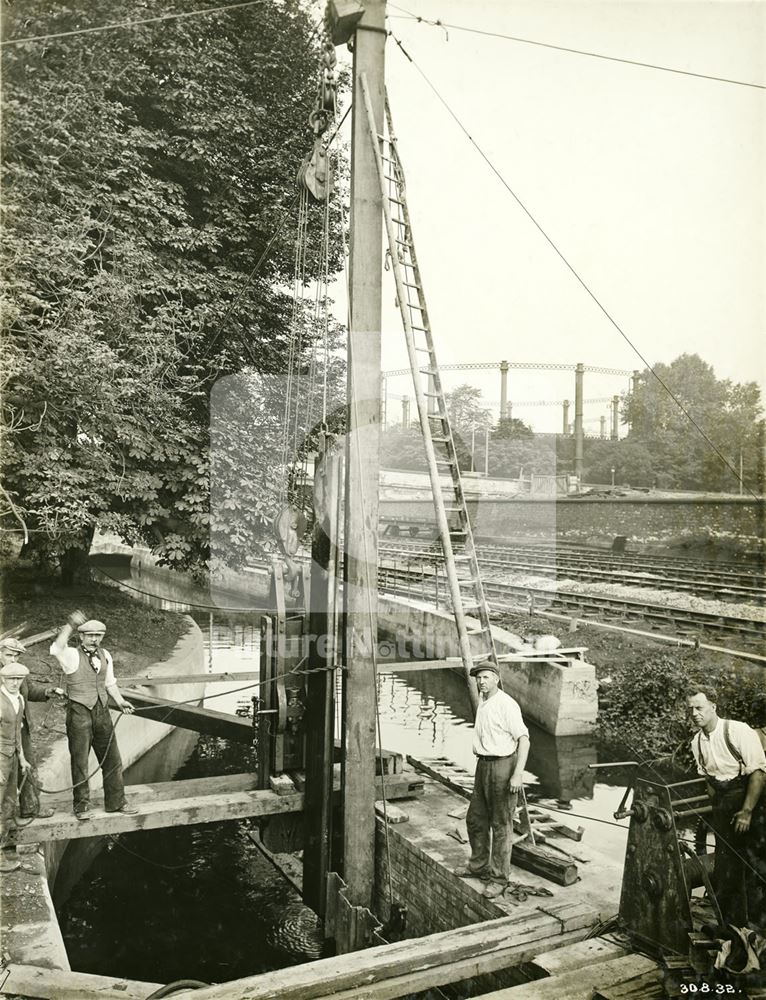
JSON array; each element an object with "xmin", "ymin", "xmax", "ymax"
[
  {"xmin": 688, "ymin": 685, "xmax": 766, "ymax": 930},
  {"xmin": 455, "ymin": 663, "xmax": 530, "ymax": 899},
  {"xmin": 0, "ymin": 661, "xmax": 32, "ymax": 872},
  {"xmin": 50, "ymin": 611, "xmax": 138, "ymax": 821}
]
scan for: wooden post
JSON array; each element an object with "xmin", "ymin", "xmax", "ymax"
[
  {"xmin": 303, "ymin": 434, "xmax": 341, "ymax": 916},
  {"xmin": 337, "ymin": 0, "xmax": 386, "ymax": 912}
]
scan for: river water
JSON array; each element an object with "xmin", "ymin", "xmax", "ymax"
[{"xmin": 56, "ymin": 558, "xmax": 631, "ymax": 983}]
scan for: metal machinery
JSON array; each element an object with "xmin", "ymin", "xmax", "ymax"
[
  {"xmin": 618, "ymin": 774, "xmax": 715, "ymax": 961},
  {"xmin": 255, "ymin": 561, "xmax": 312, "ymax": 851}
]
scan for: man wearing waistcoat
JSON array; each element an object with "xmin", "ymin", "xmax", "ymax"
[
  {"xmin": 0, "ymin": 661, "xmax": 32, "ymax": 872},
  {"xmin": 688, "ymin": 685, "xmax": 766, "ymax": 931},
  {"xmin": 0, "ymin": 637, "xmax": 56, "ymax": 820},
  {"xmin": 50, "ymin": 612, "xmax": 138, "ymax": 821}
]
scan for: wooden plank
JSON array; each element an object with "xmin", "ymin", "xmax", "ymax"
[
  {"xmin": 531, "ymin": 937, "xmax": 628, "ymax": 976},
  {"xmin": 471, "ymin": 954, "xmax": 660, "ymax": 1000},
  {"xmin": 119, "ymin": 670, "xmax": 261, "ymax": 685},
  {"xmin": 122, "ymin": 688, "xmax": 254, "ymax": 742},
  {"xmin": 13, "ymin": 772, "xmax": 422, "ymax": 845},
  {"xmin": 190, "ymin": 901, "xmax": 599, "ymax": 1000},
  {"xmin": 1, "ymin": 964, "xmax": 162, "ymax": 1000},
  {"xmin": 376, "ymin": 660, "xmax": 453, "ymax": 672},
  {"xmin": 303, "ymin": 931, "xmax": 589, "ymax": 1000},
  {"xmin": 44, "ymin": 771, "xmax": 260, "ymax": 812}
]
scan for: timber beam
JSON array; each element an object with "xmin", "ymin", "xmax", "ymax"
[
  {"xmin": 0, "ymin": 964, "xmax": 163, "ymax": 1000},
  {"xmin": 10, "ymin": 772, "xmax": 423, "ymax": 845},
  {"xmin": 185, "ymin": 900, "xmax": 599, "ymax": 1000},
  {"xmin": 121, "ymin": 688, "xmax": 254, "ymax": 741}
]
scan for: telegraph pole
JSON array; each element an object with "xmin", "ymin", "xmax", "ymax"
[{"xmin": 331, "ymin": 0, "xmax": 386, "ymax": 912}]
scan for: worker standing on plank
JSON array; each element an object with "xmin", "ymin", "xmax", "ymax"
[
  {"xmin": 50, "ymin": 611, "xmax": 138, "ymax": 821},
  {"xmin": 454, "ymin": 663, "xmax": 530, "ymax": 899}
]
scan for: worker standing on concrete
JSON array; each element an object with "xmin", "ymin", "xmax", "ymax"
[
  {"xmin": 0, "ymin": 637, "xmax": 55, "ymax": 821},
  {"xmin": 50, "ymin": 611, "xmax": 138, "ymax": 821},
  {"xmin": 0, "ymin": 661, "xmax": 32, "ymax": 872},
  {"xmin": 687, "ymin": 685, "xmax": 766, "ymax": 931},
  {"xmin": 455, "ymin": 663, "xmax": 530, "ymax": 899}
]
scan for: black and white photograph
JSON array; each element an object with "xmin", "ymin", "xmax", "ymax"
[{"xmin": 1, "ymin": 1, "xmax": 764, "ymax": 997}]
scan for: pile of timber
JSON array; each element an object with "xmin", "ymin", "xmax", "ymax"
[{"xmin": 407, "ymin": 755, "xmax": 582, "ymax": 886}]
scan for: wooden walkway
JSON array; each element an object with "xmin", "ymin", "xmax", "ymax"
[{"xmin": 8, "ymin": 771, "xmax": 423, "ymax": 845}]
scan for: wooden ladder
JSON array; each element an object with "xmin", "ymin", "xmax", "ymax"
[{"xmin": 362, "ymin": 79, "xmax": 499, "ymax": 711}]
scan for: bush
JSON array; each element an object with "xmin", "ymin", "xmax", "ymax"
[{"xmin": 599, "ymin": 651, "xmax": 766, "ymax": 759}]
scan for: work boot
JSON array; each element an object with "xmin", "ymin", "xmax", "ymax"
[
  {"xmin": 0, "ymin": 855, "xmax": 20, "ymax": 873},
  {"xmin": 106, "ymin": 802, "xmax": 139, "ymax": 815},
  {"xmin": 75, "ymin": 807, "xmax": 92, "ymax": 821},
  {"xmin": 20, "ymin": 808, "xmax": 54, "ymax": 820},
  {"xmin": 453, "ymin": 866, "xmax": 490, "ymax": 881},
  {"xmin": 484, "ymin": 881, "xmax": 507, "ymax": 899}
]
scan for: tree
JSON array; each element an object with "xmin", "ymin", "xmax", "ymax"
[
  {"xmin": 494, "ymin": 416, "xmax": 534, "ymax": 441},
  {"xmin": 623, "ymin": 355, "xmax": 764, "ymax": 492},
  {"xmin": 1, "ymin": 0, "xmax": 347, "ymax": 579}
]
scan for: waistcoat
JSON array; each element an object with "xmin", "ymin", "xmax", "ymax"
[
  {"xmin": 65, "ymin": 648, "xmax": 109, "ymax": 709},
  {"xmin": 0, "ymin": 690, "xmax": 23, "ymax": 757}
]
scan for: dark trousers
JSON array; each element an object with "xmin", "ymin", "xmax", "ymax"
[
  {"xmin": 66, "ymin": 701, "xmax": 125, "ymax": 813},
  {"xmin": 709, "ymin": 777, "xmax": 766, "ymax": 932},
  {"xmin": 0, "ymin": 752, "xmax": 19, "ymax": 835},
  {"xmin": 18, "ymin": 725, "xmax": 40, "ymax": 817},
  {"xmin": 466, "ymin": 754, "xmax": 517, "ymax": 884}
]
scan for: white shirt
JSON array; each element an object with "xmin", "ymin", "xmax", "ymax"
[
  {"xmin": 0, "ymin": 685, "xmax": 23, "ymax": 715},
  {"xmin": 692, "ymin": 718, "xmax": 766, "ymax": 781},
  {"xmin": 473, "ymin": 689, "xmax": 529, "ymax": 757},
  {"xmin": 49, "ymin": 644, "xmax": 117, "ymax": 689}
]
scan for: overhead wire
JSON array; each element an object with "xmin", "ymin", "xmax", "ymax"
[
  {"xmin": 1, "ymin": 0, "xmax": 267, "ymax": 47},
  {"xmin": 387, "ymin": 4, "xmax": 766, "ymax": 91},
  {"xmin": 388, "ymin": 35, "xmax": 761, "ymax": 502}
]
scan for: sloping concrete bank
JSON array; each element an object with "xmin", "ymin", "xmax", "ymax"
[
  {"xmin": 378, "ymin": 594, "xmax": 597, "ymax": 736},
  {"xmin": 1, "ymin": 616, "xmax": 206, "ymax": 972}
]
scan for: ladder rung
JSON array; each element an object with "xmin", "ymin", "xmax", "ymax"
[
  {"xmin": 466, "ymin": 626, "xmax": 490, "ymax": 635},
  {"xmin": 403, "ymin": 281, "xmax": 421, "ymax": 289},
  {"xmin": 420, "ymin": 368, "xmax": 438, "ymax": 375}
]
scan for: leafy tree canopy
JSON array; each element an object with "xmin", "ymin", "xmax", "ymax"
[
  {"xmin": 621, "ymin": 354, "xmax": 764, "ymax": 492},
  {"xmin": 1, "ymin": 0, "xmax": 347, "ymax": 578}
]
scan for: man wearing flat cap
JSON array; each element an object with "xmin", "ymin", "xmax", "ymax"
[
  {"xmin": 0, "ymin": 659, "xmax": 32, "ymax": 870},
  {"xmin": 50, "ymin": 611, "xmax": 137, "ymax": 820},
  {"xmin": 0, "ymin": 637, "xmax": 56, "ymax": 821},
  {"xmin": 454, "ymin": 662, "xmax": 530, "ymax": 899}
]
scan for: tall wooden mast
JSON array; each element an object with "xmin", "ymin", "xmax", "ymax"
[{"xmin": 330, "ymin": 0, "xmax": 386, "ymax": 910}]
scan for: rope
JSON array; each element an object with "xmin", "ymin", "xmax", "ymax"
[{"xmin": 1, "ymin": 0, "xmax": 267, "ymax": 46}]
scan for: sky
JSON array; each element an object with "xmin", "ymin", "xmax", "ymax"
[{"xmin": 327, "ymin": 0, "xmax": 765, "ymax": 434}]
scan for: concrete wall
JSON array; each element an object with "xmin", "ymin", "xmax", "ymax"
[
  {"xmin": 2, "ymin": 616, "xmax": 206, "ymax": 971},
  {"xmin": 378, "ymin": 595, "xmax": 596, "ymax": 736}
]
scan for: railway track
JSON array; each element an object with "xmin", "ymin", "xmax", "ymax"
[
  {"xmin": 377, "ymin": 562, "xmax": 766, "ymax": 651},
  {"xmin": 379, "ymin": 541, "xmax": 766, "ymax": 605}
]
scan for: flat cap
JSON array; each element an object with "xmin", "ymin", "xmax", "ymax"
[
  {"xmin": 78, "ymin": 620, "xmax": 106, "ymax": 634},
  {"xmin": 469, "ymin": 661, "xmax": 500, "ymax": 678},
  {"xmin": 1, "ymin": 662, "xmax": 29, "ymax": 679},
  {"xmin": 0, "ymin": 637, "xmax": 26, "ymax": 653}
]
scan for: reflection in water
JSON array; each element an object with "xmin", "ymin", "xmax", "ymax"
[{"xmin": 60, "ymin": 557, "xmax": 627, "ymax": 982}]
